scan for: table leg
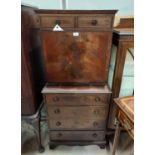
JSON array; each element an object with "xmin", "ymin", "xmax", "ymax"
[
  {"xmin": 108, "ymin": 43, "xmax": 127, "ymax": 129},
  {"xmin": 112, "ymin": 121, "xmax": 121, "ymax": 155}
]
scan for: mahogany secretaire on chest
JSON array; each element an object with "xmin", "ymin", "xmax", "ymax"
[{"xmin": 35, "ymin": 10, "xmax": 117, "ymax": 148}]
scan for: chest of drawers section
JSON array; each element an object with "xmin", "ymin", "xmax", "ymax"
[{"xmin": 42, "ymin": 85, "xmax": 111, "ymax": 147}]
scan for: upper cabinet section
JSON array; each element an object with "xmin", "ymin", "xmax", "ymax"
[
  {"xmin": 40, "ymin": 31, "xmax": 112, "ymax": 83},
  {"xmin": 35, "ymin": 10, "xmax": 117, "ymax": 31},
  {"xmin": 35, "ymin": 10, "xmax": 117, "ymax": 84}
]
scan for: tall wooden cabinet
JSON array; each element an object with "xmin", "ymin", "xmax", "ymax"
[
  {"xmin": 21, "ymin": 5, "xmax": 45, "ymax": 115},
  {"xmin": 35, "ymin": 10, "xmax": 117, "ymax": 148}
]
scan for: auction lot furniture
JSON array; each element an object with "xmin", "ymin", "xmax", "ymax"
[
  {"xmin": 21, "ymin": 4, "xmax": 45, "ymax": 152},
  {"xmin": 108, "ymin": 19, "xmax": 134, "ymax": 129},
  {"xmin": 35, "ymin": 9, "xmax": 117, "ymax": 149},
  {"xmin": 112, "ymin": 96, "xmax": 134, "ymax": 155}
]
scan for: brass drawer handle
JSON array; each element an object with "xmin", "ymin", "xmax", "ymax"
[
  {"xmin": 91, "ymin": 20, "xmax": 98, "ymax": 26},
  {"xmin": 93, "ymin": 121, "xmax": 98, "ymax": 127},
  {"xmin": 56, "ymin": 121, "xmax": 61, "ymax": 126},
  {"xmin": 57, "ymin": 133, "xmax": 62, "ymax": 137},
  {"xmin": 55, "ymin": 20, "xmax": 61, "ymax": 25},
  {"xmin": 95, "ymin": 97, "xmax": 101, "ymax": 102},
  {"xmin": 53, "ymin": 96, "xmax": 59, "ymax": 102},
  {"xmin": 54, "ymin": 109, "xmax": 60, "ymax": 114},
  {"xmin": 92, "ymin": 133, "xmax": 98, "ymax": 138}
]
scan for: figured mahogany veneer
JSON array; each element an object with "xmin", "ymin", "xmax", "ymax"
[
  {"xmin": 37, "ymin": 10, "xmax": 117, "ymax": 149},
  {"xmin": 41, "ymin": 31, "xmax": 112, "ymax": 83}
]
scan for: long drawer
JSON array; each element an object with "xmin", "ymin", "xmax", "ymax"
[
  {"xmin": 50, "ymin": 131, "xmax": 105, "ymax": 141},
  {"xmin": 48, "ymin": 118, "xmax": 106, "ymax": 130},
  {"xmin": 45, "ymin": 93, "xmax": 110, "ymax": 106},
  {"xmin": 47, "ymin": 105, "xmax": 108, "ymax": 119}
]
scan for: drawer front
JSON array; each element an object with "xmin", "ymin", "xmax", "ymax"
[
  {"xmin": 118, "ymin": 110, "xmax": 134, "ymax": 139},
  {"xmin": 78, "ymin": 16, "xmax": 112, "ymax": 28},
  {"xmin": 48, "ymin": 118, "xmax": 106, "ymax": 130},
  {"xmin": 40, "ymin": 16, "xmax": 74, "ymax": 28},
  {"xmin": 50, "ymin": 131, "xmax": 105, "ymax": 141},
  {"xmin": 45, "ymin": 93, "xmax": 110, "ymax": 106},
  {"xmin": 47, "ymin": 105, "xmax": 108, "ymax": 119}
]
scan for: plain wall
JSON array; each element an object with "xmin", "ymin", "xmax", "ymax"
[{"xmin": 21, "ymin": 0, "xmax": 133, "ymax": 16}]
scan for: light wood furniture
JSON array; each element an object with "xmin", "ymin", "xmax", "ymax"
[
  {"xmin": 112, "ymin": 96, "xmax": 134, "ymax": 155},
  {"xmin": 108, "ymin": 18, "xmax": 134, "ymax": 129}
]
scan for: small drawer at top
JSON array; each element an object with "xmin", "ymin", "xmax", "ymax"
[
  {"xmin": 40, "ymin": 16, "xmax": 75, "ymax": 28},
  {"xmin": 78, "ymin": 16, "xmax": 112, "ymax": 29}
]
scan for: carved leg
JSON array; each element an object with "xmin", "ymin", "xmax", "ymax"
[{"xmin": 112, "ymin": 121, "xmax": 121, "ymax": 155}]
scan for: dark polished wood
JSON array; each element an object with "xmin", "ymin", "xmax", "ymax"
[
  {"xmin": 35, "ymin": 10, "xmax": 117, "ymax": 14},
  {"xmin": 48, "ymin": 118, "xmax": 107, "ymax": 130},
  {"xmin": 21, "ymin": 5, "xmax": 46, "ymax": 115},
  {"xmin": 47, "ymin": 105, "xmax": 108, "ymax": 119},
  {"xmin": 40, "ymin": 16, "xmax": 74, "ymax": 28},
  {"xmin": 40, "ymin": 31, "xmax": 112, "ymax": 83},
  {"xmin": 38, "ymin": 10, "xmax": 117, "ymax": 148},
  {"xmin": 37, "ymin": 11, "xmax": 114, "ymax": 31},
  {"xmin": 21, "ymin": 4, "xmax": 46, "ymax": 152},
  {"xmin": 112, "ymin": 96, "xmax": 134, "ymax": 155},
  {"xmin": 45, "ymin": 93, "xmax": 110, "ymax": 106},
  {"xmin": 108, "ymin": 18, "xmax": 134, "ymax": 129},
  {"xmin": 50, "ymin": 131, "xmax": 105, "ymax": 141},
  {"xmin": 43, "ymin": 85, "xmax": 111, "ymax": 147}
]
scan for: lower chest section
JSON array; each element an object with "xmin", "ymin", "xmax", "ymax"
[{"xmin": 43, "ymin": 86, "xmax": 111, "ymax": 142}]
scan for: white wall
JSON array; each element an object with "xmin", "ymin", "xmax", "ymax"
[
  {"xmin": 66, "ymin": 0, "xmax": 133, "ymax": 16},
  {"xmin": 21, "ymin": 0, "xmax": 62, "ymax": 9},
  {"xmin": 21, "ymin": 0, "xmax": 134, "ymax": 16}
]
